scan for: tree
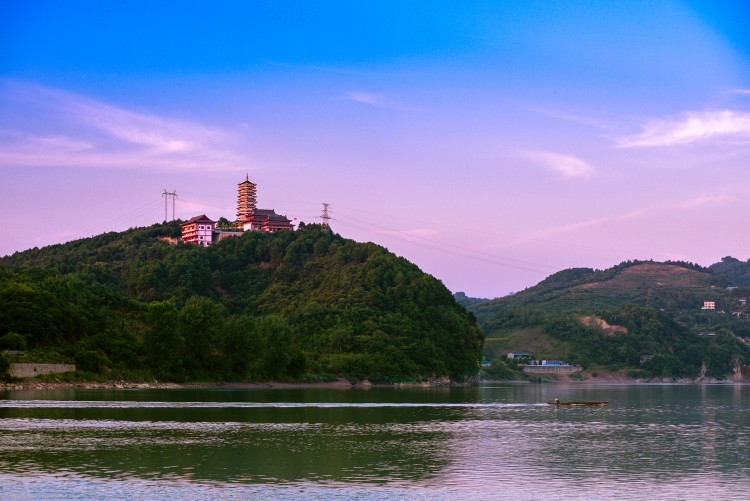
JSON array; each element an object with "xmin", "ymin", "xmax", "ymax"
[
  {"xmin": 222, "ymin": 314, "xmax": 258, "ymax": 380},
  {"xmin": 144, "ymin": 300, "xmax": 184, "ymax": 380},
  {"xmin": 0, "ymin": 353, "xmax": 9, "ymax": 381},
  {"xmin": 255, "ymin": 315, "xmax": 303, "ymax": 381},
  {"xmin": 0, "ymin": 332, "xmax": 27, "ymax": 351},
  {"xmin": 178, "ymin": 296, "xmax": 226, "ymax": 377},
  {"xmin": 216, "ymin": 217, "xmax": 236, "ymax": 229}
]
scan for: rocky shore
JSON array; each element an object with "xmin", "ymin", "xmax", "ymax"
[
  {"xmin": 0, "ymin": 379, "xmax": 359, "ymax": 391},
  {"xmin": 4, "ymin": 371, "xmax": 748, "ymax": 391},
  {"xmin": 485, "ymin": 368, "xmax": 750, "ymax": 384}
]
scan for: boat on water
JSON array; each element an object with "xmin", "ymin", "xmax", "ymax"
[{"xmin": 548, "ymin": 399, "xmax": 608, "ymax": 406}]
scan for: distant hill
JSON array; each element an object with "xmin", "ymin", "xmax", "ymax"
[
  {"xmin": 0, "ymin": 222, "xmax": 482, "ymax": 383},
  {"xmin": 709, "ymin": 256, "xmax": 750, "ymax": 286},
  {"xmin": 453, "ymin": 291, "xmax": 490, "ymax": 307},
  {"xmin": 468, "ymin": 260, "xmax": 750, "ymax": 380}
]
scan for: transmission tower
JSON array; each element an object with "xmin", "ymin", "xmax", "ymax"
[
  {"xmin": 321, "ymin": 203, "xmax": 332, "ymax": 231},
  {"xmin": 162, "ymin": 189, "xmax": 178, "ymax": 221}
]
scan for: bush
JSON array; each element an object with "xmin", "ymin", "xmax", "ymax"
[
  {"xmin": 0, "ymin": 332, "xmax": 27, "ymax": 351},
  {"xmin": 627, "ymin": 368, "xmax": 651, "ymax": 379},
  {"xmin": 0, "ymin": 354, "xmax": 9, "ymax": 381},
  {"xmin": 74, "ymin": 349, "xmax": 109, "ymax": 373},
  {"xmin": 481, "ymin": 358, "xmax": 525, "ymax": 380}
]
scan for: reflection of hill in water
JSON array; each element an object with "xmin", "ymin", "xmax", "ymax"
[
  {"xmin": 0, "ymin": 397, "xmax": 462, "ymax": 484},
  {"xmin": 1, "ymin": 385, "xmax": 749, "ymax": 499}
]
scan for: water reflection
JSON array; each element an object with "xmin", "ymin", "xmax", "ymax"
[
  {"xmin": 0, "ymin": 398, "xmax": 468, "ymax": 485},
  {"xmin": 1, "ymin": 384, "xmax": 749, "ymax": 499}
]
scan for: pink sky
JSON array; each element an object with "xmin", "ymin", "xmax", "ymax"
[{"xmin": 1, "ymin": 1, "xmax": 749, "ymax": 297}]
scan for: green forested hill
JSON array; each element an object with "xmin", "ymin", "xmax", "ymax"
[
  {"xmin": 469, "ymin": 260, "xmax": 750, "ymax": 380},
  {"xmin": 0, "ymin": 222, "xmax": 482, "ymax": 383},
  {"xmin": 709, "ymin": 256, "xmax": 750, "ymax": 286}
]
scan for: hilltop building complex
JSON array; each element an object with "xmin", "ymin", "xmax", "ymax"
[
  {"xmin": 235, "ymin": 177, "xmax": 294, "ymax": 232},
  {"xmin": 181, "ymin": 176, "xmax": 293, "ymax": 246}
]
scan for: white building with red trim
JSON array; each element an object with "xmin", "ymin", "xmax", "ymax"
[{"xmin": 180, "ymin": 214, "xmax": 216, "ymax": 247}]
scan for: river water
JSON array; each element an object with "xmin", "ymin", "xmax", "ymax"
[{"xmin": 1, "ymin": 383, "xmax": 748, "ymax": 500}]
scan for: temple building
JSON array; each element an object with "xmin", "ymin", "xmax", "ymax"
[
  {"xmin": 235, "ymin": 175, "xmax": 294, "ymax": 233},
  {"xmin": 238, "ymin": 208, "xmax": 294, "ymax": 232},
  {"xmin": 181, "ymin": 176, "xmax": 293, "ymax": 245},
  {"xmin": 180, "ymin": 214, "xmax": 216, "ymax": 247}
]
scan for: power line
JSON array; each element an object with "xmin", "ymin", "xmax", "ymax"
[
  {"xmin": 71, "ymin": 198, "xmax": 164, "ymax": 240},
  {"xmin": 335, "ymin": 203, "xmax": 623, "ymax": 254},
  {"xmin": 333, "ymin": 212, "xmax": 554, "ymax": 274}
]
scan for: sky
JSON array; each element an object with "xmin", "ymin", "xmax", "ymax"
[{"xmin": 1, "ymin": 0, "xmax": 749, "ymax": 298}]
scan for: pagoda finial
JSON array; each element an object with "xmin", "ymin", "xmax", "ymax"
[{"xmin": 246, "ymin": 173, "xmax": 249, "ymax": 181}]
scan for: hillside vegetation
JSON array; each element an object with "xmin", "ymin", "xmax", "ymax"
[
  {"xmin": 0, "ymin": 222, "xmax": 482, "ymax": 383},
  {"xmin": 469, "ymin": 259, "xmax": 750, "ymax": 380},
  {"xmin": 709, "ymin": 256, "xmax": 750, "ymax": 286}
]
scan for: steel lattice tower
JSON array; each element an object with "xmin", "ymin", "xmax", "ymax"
[
  {"xmin": 162, "ymin": 189, "xmax": 178, "ymax": 221},
  {"xmin": 321, "ymin": 203, "xmax": 332, "ymax": 230}
]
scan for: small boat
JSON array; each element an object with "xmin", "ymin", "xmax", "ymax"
[{"xmin": 548, "ymin": 400, "xmax": 608, "ymax": 406}]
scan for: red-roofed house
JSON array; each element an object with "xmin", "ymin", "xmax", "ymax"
[{"xmin": 180, "ymin": 214, "xmax": 216, "ymax": 247}]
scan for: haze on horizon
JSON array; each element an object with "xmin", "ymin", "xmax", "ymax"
[{"xmin": 1, "ymin": 0, "xmax": 749, "ymax": 298}]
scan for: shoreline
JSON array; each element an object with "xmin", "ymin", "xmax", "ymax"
[
  {"xmin": 0, "ymin": 379, "xmax": 361, "ymax": 392},
  {"xmin": 3, "ymin": 375, "xmax": 749, "ymax": 391}
]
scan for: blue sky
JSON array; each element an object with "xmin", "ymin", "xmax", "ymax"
[{"xmin": 2, "ymin": 1, "xmax": 749, "ymax": 297}]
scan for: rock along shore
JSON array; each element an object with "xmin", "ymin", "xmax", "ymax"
[
  {"xmin": 0, "ymin": 377, "xmax": 476, "ymax": 391},
  {"xmin": 0, "ymin": 379, "xmax": 354, "ymax": 391},
  {"xmin": 4, "ymin": 372, "xmax": 747, "ymax": 391}
]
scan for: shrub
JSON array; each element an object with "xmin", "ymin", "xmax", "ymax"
[{"xmin": 0, "ymin": 332, "xmax": 27, "ymax": 351}]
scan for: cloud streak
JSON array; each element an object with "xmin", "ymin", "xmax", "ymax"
[
  {"xmin": 508, "ymin": 187, "xmax": 737, "ymax": 248},
  {"xmin": 619, "ymin": 110, "xmax": 750, "ymax": 147},
  {"xmin": 0, "ymin": 81, "xmax": 250, "ymax": 171},
  {"xmin": 346, "ymin": 91, "xmax": 386, "ymax": 107},
  {"xmin": 680, "ymin": 193, "xmax": 729, "ymax": 209},
  {"xmin": 528, "ymin": 105, "xmax": 611, "ymax": 129},
  {"xmin": 520, "ymin": 150, "xmax": 595, "ymax": 178},
  {"xmin": 342, "ymin": 90, "xmax": 418, "ymax": 111},
  {"xmin": 513, "ymin": 207, "xmax": 650, "ymax": 245}
]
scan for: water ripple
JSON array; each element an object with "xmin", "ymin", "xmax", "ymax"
[{"xmin": 0, "ymin": 400, "xmax": 545, "ymax": 409}]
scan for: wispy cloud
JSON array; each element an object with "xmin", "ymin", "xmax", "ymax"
[
  {"xmin": 729, "ymin": 89, "xmax": 750, "ymax": 95},
  {"xmin": 264, "ymin": 60, "xmax": 378, "ymax": 76},
  {"xmin": 520, "ymin": 150, "xmax": 595, "ymax": 178},
  {"xmin": 346, "ymin": 91, "xmax": 387, "ymax": 107},
  {"xmin": 618, "ymin": 110, "xmax": 750, "ymax": 147},
  {"xmin": 528, "ymin": 105, "xmax": 611, "ymax": 129},
  {"xmin": 342, "ymin": 90, "xmax": 416, "ymax": 111},
  {"xmin": 0, "ymin": 80, "xmax": 250, "ymax": 171},
  {"xmin": 680, "ymin": 193, "xmax": 729, "ymax": 209},
  {"xmin": 515, "ymin": 207, "xmax": 649, "ymax": 244},
  {"xmin": 509, "ymin": 187, "xmax": 736, "ymax": 247}
]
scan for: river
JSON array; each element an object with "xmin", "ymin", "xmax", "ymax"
[{"xmin": 1, "ymin": 383, "xmax": 748, "ymax": 500}]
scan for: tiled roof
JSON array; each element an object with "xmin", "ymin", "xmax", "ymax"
[
  {"xmin": 253, "ymin": 208, "xmax": 291, "ymax": 222},
  {"xmin": 184, "ymin": 214, "xmax": 215, "ymax": 224}
]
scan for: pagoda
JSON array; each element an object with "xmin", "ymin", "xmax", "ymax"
[{"xmin": 235, "ymin": 175, "xmax": 293, "ymax": 233}]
